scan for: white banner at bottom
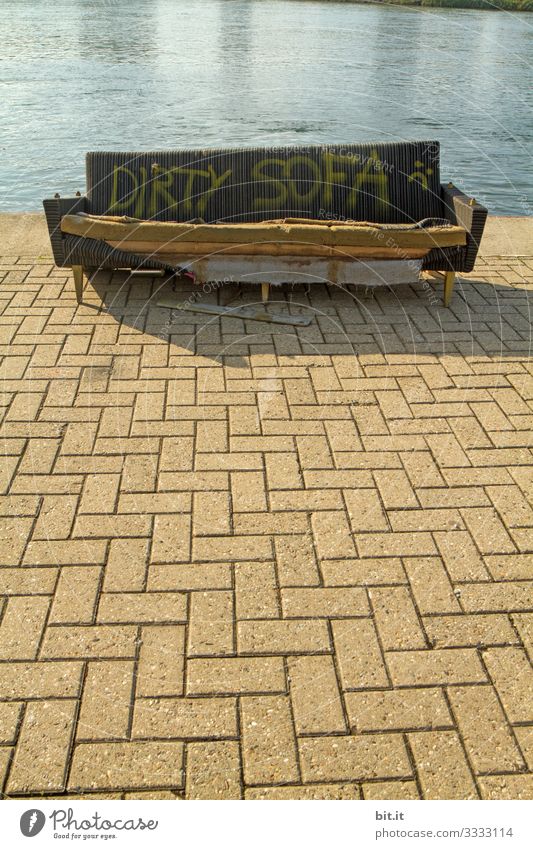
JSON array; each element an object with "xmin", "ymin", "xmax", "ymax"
[{"xmin": 2, "ymin": 799, "xmax": 531, "ymax": 848}]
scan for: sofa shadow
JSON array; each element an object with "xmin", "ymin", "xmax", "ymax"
[{"xmin": 84, "ymin": 269, "xmax": 531, "ymax": 368}]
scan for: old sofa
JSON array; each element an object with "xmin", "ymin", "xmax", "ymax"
[{"xmin": 43, "ymin": 141, "xmax": 487, "ymax": 306}]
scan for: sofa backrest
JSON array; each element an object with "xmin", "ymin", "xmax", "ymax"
[{"xmin": 86, "ymin": 141, "xmax": 442, "ymax": 224}]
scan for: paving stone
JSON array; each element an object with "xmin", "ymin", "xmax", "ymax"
[
  {"xmin": 187, "ymin": 657, "xmax": 286, "ymax": 695},
  {"xmin": 479, "ymin": 774, "xmax": 533, "ymax": 800},
  {"xmin": 98, "ymin": 592, "xmax": 187, "ymax": 624},
  {"xmin": 0, "ymin": 661, "xmax": 83, "ymax": 699},
  {"xmin": 304, "ymin": 469, "xmax": 373, "ymax": 489},
  {"xmin": 193, "ymin": 491, "xmax": 231, "ymax": 536},
  {"xmin": 0, "ymin": 702, "xmax": 22, "ymax": 744},
  {"xmin": 160, "ymin": 436, "xmax": 195, "ymax": 469},
  {"xmin": 459, "ymin": 582, "xmax": 533, "ymax": 613},
  {"xmin": 281, "ymin": 587, "xmax": 368, "ymax": 618},
  {"xmin": 103, "ymin": 538, "xmax": 149, "ymax": 592},
  {"xmin": 121, "ymin": 454, "xmax": 158, "ymax": 492},
  {"xmin": 77, "ymin": 661, "xmax": 135, "ymax": 740},
  {"xmin": 234, "ymin": 510, "xmax": 309, "ymax": 535},
  {"xmin": 188, "ymin": 591, "xmax": 234, "ymax": 656},
  {"xmin": 299, "ymin": 734, "xmax": 411, "ymax": 782},
  {"xmin": 357, "ymin": 531, "xmax": 437, "ymax": 558},
  {"xmin": 49, "ymin": 566, "xmax": 100, "ymax": 624},
  {"xmin": 297, "ymin": 435, "xmax": 334, "ymax": 469},
  {"xmin": 514, "ymin": 726, "xmax": 533, "ymax": 771},
  {"xmin": 17, "ymin": 438, "xmax": 59, "ymax": 476},
  {"xmin": 0, "ymin": 596, "xmax": 49, "ymax": 660},
  {"xmin": 193, "ymin": 534, "xmax": 272, "ymax": 562},
  {"xmin": 73, "ymin": 514, "xmax": 151, "ymax": 539},
  {"xmin": 374, "ymin": 469, "xmax": 418, "ymax": 509},
  {"xmin": 231, "ymin": 471, "xmax": 267, "ymax": 512},
  {"xmin": 352, "ymin": 405, "xmax": 388, "ymax": 435},
  {"xmin": 274, "ymin": 535, "xmax": 320, "ymax": 586},
  {"xmin": 196, "ymin": 451, "xmax": 262, "ymax": 471},
  {"xmin": 344, "ymin": 488, "xmax": 388, "ymax": 532},
  {"xmin": 23, "ymin": 539, "xmax": 108, "ymax": 566},
  {"xmin": 133, "ymin": 697, "xmax": 237, "ymax": 740},
  {"xmin": 186, "ymin": 741, "xmax": 242, "ymax": 799},
  {"xmin": 151, "ymin": 514, "xmax": 191, "ymax": 563},
  {"xmin": 417, "ymin": 486, "xmax": 489, "ymax": 509},
  {"xmin": 79, "ymin": 473, "xmax": 120, "ymax": 514},
  {"xmin": 270, "ymin": 488, "xmax": 344, "ymax": 511},
  {"xmin": 409, "ymin": 731, "xmax": 478, "ymax": 799},
  {"xmin": 7, "ymin": 700, "xmax": 77, "ymax": 794},
  {"xmin": 363, "ymin": 781, "xmax": 420, "ymax": 800},
  {"xmin": 41, "ymin": 625, "xmax": 138, "ymax": 659},
  {"xmin": 148, "ymin": 562, "xmax": 232, "ymax": 591},
  {"xmin": 376, "ymin": 390, "xmax": 412, "ymax": 420},
  {"xmin": 238, "ymin": 619, "xmax": 330, "ymax": 655},
  {"xmin": 69, "ymin": 741, "xmax": 184, "ymax": 791},
  {"xmin": 288, "ymin": 655, "xmax": 347, "ymax": 735},
  {"xmin": 346, "ymin": 688, "xmax": 452, "ymax": 733},
  {"xmin": 235, "ymin": 561, "xmax": 279, "ymax": 619},
  {"xmin": 448, "ymin": 685, "xmax": 524, "ymax": 773},
  {"xmin": 246, "ymin": 784, "xmax": 359, "ymax": 800},
  {"xmin": 426, "ymin": 434, "xmax": 470, "ymax": 468},
  {"xmin": 403, "ymin": 557, "xmax": 460, "ymax": 614},
  {"xmin": 387, "ymin": 649, "xmax": 486, "ymax": 686},
  {"xmin": 0, "ymin": 567, "xmax": 57, "ymax": 595},
  {"xmin": 424, "ymin": 614, "xmax": 518, "ymax": 648},
  {"xmin": 461, "ymin": 508, "xmax": 516, "ymax": 555},
  {"xmin": 370, "ymin": 587, "xmax": 426, "ymax": 650},
  {"xmin": 196, "ymin": 422, "xmax": 228, "ymax": 454},
  {"xmin": 433, "ymin": 531, "xmax": 489, "ymax": 581},
  {"xmin": 118, "ymin": 492, "xmax": 190, "ymax": 514},
  {"xmin": 321, "ymin": 557, "xmax": 405, "ymax": 586},
  {"xmin": 241, "ymin": 695, "xmax": 299, "ymax": 785},
  {"xmin": 482, "ymin": 647, "xmax": 533, "ymax": 723},
  {"xmin": 1, "ymin": 517, "xmax": 34, "ymax": 565},
  {"xmin": 311, "ymin": 511, "xmax": 356, "ymax": 559},
  {"xmin": 486, "ymin": 485, "xmax": 533, "ymax": 528},
  {"xmin": 511, "ymin": 613, "xmax": 533, "ymax": 660},
  {"xmin": 332, "ymin": 619, "xmax": 388, "ymax": 689},
  {"xmin": 136, "ymin": 625, "xmax": 185, "ymax": 697},
  {"xmin": 485, "ymin": 554, "xmax": 533, "ymax": 581},
  {"xmin": 265, "ymin": 451, "xmax": 302, "ymax": 489}
]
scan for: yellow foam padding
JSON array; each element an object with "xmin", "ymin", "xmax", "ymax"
[
  {"xmin": 104, "ymin": 240, "xmax": 429, "ymax": 259},
  {"xmin": 61, "ymin": 213, "xmax": 466, "ymax": 250}
]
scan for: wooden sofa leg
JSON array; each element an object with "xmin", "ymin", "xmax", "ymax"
[
  {"xmin": 73, "ymin": 265, "xmax": 84, "ymax": 303},
  {"xmin": 443, "ymin": 271, "xmax": 455, "ymax": 307},
  {"xmin": 261, "ymin": 282, "xmax": 270, "ymax": 304}
]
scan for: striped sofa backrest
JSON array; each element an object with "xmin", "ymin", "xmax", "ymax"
[{"xmin": 86, "ymin": 141, "xmax": 442, "ymax": 224}]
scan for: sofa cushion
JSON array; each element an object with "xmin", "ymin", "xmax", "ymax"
[
  {"xmin": 86, "ymin": 142, "xmax": 443, "ymax": 224},
  {"xmin": 61, "ymin": 213, "xmax": 465, "ymax": 264},
  {"xmin": 62, "ymin": 214, "xmax": 465, "ymax": 255},
  {"xmin": 61, "ymin": 215, "xmax": 466, "ymax": 250}
]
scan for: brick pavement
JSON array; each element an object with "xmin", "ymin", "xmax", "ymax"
[{"xmin": 0, "ymin": 253, "xmax": 532, "ymax": 800}]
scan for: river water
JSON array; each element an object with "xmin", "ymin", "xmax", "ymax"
[{"xmin": 1, "ymin": 0, "xmax": 531, "ymax": 214}]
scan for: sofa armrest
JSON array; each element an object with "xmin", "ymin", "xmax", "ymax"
[
  {"xmin": 441, "ymin": 183, "xmax": 488, "ymax": 272},
  {"xmin": 42, "ymin": 195, "xmax": 88, "ymax": 267}
]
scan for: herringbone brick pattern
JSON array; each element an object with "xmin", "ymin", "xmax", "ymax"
[{"xmin": 0, "ymin": 254, "xmax": 532, "ymax": 800}]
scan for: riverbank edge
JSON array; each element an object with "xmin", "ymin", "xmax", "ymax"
[
  {"xmin": 1, "ymin": 212, "xmax": 532, "ymax": 258},
  {"xmin": 312, "ymin": 0, "xmax": 533, "ymax": 11}
]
